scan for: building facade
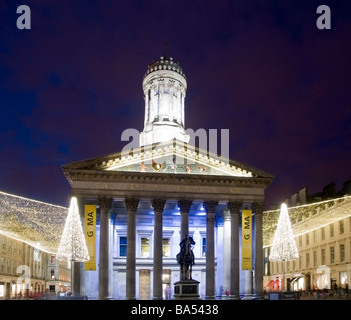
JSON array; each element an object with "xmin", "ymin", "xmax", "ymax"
[
  {"xmin": 0, "ymin": 235, "xmax": 47, "ymax": 299},
  {"xmin": 0, "ymin": 233, "xmax": 71, "ymax": 299},
  {"xmin": 62, "ymin": 55, "xmax": 274, "ymax": 300},
  {"xmin": 46, "ymin": 254, "xmax": 71, "ymax": 296},
  {"xmin": 263, "ymin": 195, "xmax": 351, "ymax": 294}
]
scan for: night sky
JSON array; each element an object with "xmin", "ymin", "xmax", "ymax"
[{"xmin": 0, "ymin": 0, "xmax": 350, "ymax": 209}]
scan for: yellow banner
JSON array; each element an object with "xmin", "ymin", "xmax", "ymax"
[
  {"xmin": 84, "ymin": 205, "xmax": 96, "ymax": 271},
  {"xmin": 242, "ymin": 210, "xmax": 252, "ymax": 270}
]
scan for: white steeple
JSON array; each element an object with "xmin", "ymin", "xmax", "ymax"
[{"xmin": 140, "ymin": 55, "xmax": 190, "ymax": 146}]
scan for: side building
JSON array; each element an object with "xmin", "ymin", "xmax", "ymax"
[
  {"xmin": 0, "ymin": 235, "xmax": 47, "ymax": 299},
  {"xmin": 0, "ymin": 190, "xmax": 71, "ymax": 299},
  {"xmin": 0, "ymin": 234, "xmax": 71, "ymax": 299},
  {"xmin": 263, "ymin": 194, "xmax": 351, "ymax": 294},
  {"xmin": 46, "ymin": 254, "xmax": 71, "ymax": 297}
]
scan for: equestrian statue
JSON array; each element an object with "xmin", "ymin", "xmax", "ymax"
[{"xmin": 176, "ymin": 235, "xmax": 195, "ymax": 281}]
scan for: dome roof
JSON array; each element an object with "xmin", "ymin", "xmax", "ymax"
[{"xmin": 144, "ymin": 55, "xmax": 186, "ymax": 79}]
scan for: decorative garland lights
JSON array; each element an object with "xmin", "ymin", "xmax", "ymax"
[
  {"xmin": 263, "ymin": 195, "xmax": 351, "ymax": 248},
  {"xmin": 0, "ymin": 190, "xmax": 68, "ymax": 253}
]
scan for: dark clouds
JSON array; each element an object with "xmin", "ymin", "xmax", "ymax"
[{"xmin": 0, "ymin": 0, "xmax": 350, "ymax": 208}]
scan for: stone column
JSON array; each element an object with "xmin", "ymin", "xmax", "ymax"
[
  {"xmin": 125, "ymin": 198, "xmax": 139, "ymax": 300},
  {"xmin": 70, "ymin": 195, "xmax": 86, "ymax": 297},
  {"xmin": 203, "ymin": 200, "xmax": 218, "ymax": 300},
  {"xmin": 222, "ymin": 209, "xmax": 231, "ymax": 296},
  {"xmin": 76, "ymin": 195, "xmax": 86, "ymax": 297},
  {"xmin": 152, "ymin": 199, "xmax": 166, "ymax": 300},
  {"xmin": 72, "ymin": 262, "xmax": 81, "ymax": 297},
  {"xmin": 242, "ymin": 270, "xmax": 253, "ymax": 299},
  {"xmin": 228, "ymin": 201, "xmax": 242, "ymax": 300},
  {"xmin": 253, "ymin": 201, "xmax": 265, "ymax": 299},
  {"xmin": 98, "ymin": 196, "xmax": 112, "ymax": 300},
  {"xmin": 178, "ymin": 200, "xmax": 192, "ymax": 241}
]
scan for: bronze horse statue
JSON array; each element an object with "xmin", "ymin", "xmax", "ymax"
[{"xmin": 176, "ymin": 235, "xmax": 195, "ymax": 280}]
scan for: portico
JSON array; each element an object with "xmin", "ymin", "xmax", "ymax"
[{"xmin": 63, "ymin": 140, "xmax": 273, "ymax": 299}]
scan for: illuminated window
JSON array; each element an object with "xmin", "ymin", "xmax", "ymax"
[
  {"xmin": 340, "ymin": 244, "xmax": 345, "ymax": 262},
  {"xmin": 50, "ymin": 268, "xmax": 55, "ymax": 280},
  {"xmin": 141, "ymin": 237, "xmax": 150, "ymax": 258},
  {"xmin": 202, "ymin": 238, "xmax": 206, "ymax": 257},
  {"xmin": 119, "ymin": 237, "xmax": 127, "ymax": 257},
  {"xmin": 321, "ymin": 248, "xmax": 326, "ymax": 265},
  {"xmin": 330, "ymin": 247, "xmax": 335, "ymax": 264},
  {"xmin": 339, "ymin": 220, "xmax": 344, "ymax": 235},
  {"xmin": 330, "ymin": 224, "xmax": 334, "ymax": 237},
  {"xmin": 162, "ymin": 238, "xmax": 170, "ymax": 257}
]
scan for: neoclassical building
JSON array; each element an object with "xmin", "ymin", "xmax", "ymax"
[{"xmin": 62, "ymin": 55, "xmax": 274, "ymax": 300}]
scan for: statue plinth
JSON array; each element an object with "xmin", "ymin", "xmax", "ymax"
[{"xmin": 173, "ymin": 279, "xmax": 200, "ymax": 300}]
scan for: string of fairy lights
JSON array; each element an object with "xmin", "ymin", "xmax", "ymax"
[
  {"xmin": 0, "ymin": 190, "xmax": 68, "ymax": 253},
  {"xmin": 1, "ymin": 189, "xmax": 350, "ymax": 257},
  {"xmin": 56, "ymin": 197, "xmax": 90, "ymax": 262},
  {"xmin": 263, "ymin": 195, "xmax": 351, "ymax": 248},
  {"xmin": 269, "ymin": 203, "xmax": 299, "ymax": 262}
]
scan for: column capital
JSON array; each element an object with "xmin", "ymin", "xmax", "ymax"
[
  {"xmin": 253, "ymin": 201, "xmax": 265, "ymax": 215},
  {"xmin": 227, "ymin": 201, "xmax": 243, "ymax": 214},
  {"xmin": 151, "ymin": 199, "xmax": 166, "ymax": 213},
  {"xmin": 203, "ymin": 200, "xmax": 218, "ymax": 214},
  {"xmin": 223, "ymin": 208, "xmax": 231, "ymax": 221},
  {"xmin": 125, "ymin": 198, "xmax": 139, "ymax": 211},
  {"xmin": 178, "ymin": 199, "xmax": 192, "ymax": 213},
  {"xmin": 98, "ymin": 196, "xmax": 112, "ymax": 210}
]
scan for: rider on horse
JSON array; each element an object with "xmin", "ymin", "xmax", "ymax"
[{"xmin": 176, "ymin": 235, "xmax": 195, "ymax": 280}]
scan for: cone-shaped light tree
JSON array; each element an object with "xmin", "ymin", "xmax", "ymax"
[
  {"xmin": 56, "ymin": 197, "xmax": 90, "ymax": 262},
  {"xmin": 269, "ymin": 203, "xmax": 299, "ymax": 291}
]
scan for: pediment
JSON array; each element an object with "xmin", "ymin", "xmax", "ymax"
[
  {"xmin": 63, "ymin": 140, "xmax": 274, "ymax": 180},
  {"xmin": 106, "ymin": 153, "xmax": 248, "ymax": 177}
]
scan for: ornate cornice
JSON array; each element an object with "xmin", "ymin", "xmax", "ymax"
[
  {"xmin": 63, "ymin": 168, "xmax": 273, "ymax": 188},
  {"xmin": 61, "ymin": 139, "xmax": 275, "ymax": 180}
]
